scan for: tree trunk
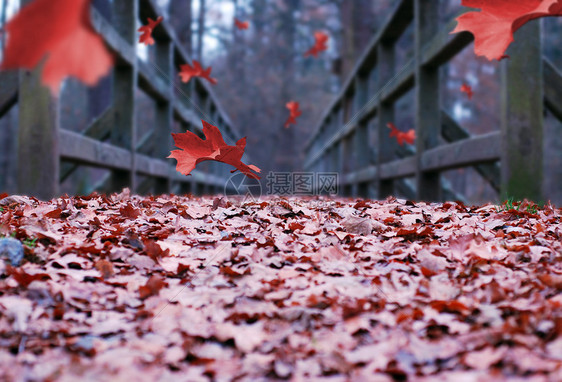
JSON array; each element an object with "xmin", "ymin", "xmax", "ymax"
[{"xmin": 197, "ymin": 0, "xmax": 206, "ymax": 61}]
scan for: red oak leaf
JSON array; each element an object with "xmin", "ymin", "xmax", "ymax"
[
  {"xmin": 138, "ymin": 16, "xmax": 163, "ymax": 46},
  {"xmin": 304, "ymin": 31, "xmax": 329, "ymax": 58},
  {"xmin": 401, "ymin": 129, "xmax": 416, "ymax": 146},
  {"xmin": 138, "ymin": 275, "xmax": 166, "ymax": 299},
  {"xmin": 0, "ymin": 0, "xmax": 113, "ymax": 95},
  {"xmin": 284, "ymin": 101, "xmax": 302, "ymax": 128},
  {"xmin": 234, "ymin": 18, "xmax": 249, "ymax": 30},
  {"xmin": 460, "ymin": 82, "xmax": 473, "ymax": 99},
  {"xmin": 387, "ymin": 122, "xmax": 416, "ymax": 146},
  {"xmin": 168, "ymin": 120, "xmax": 261, "ymax": 179},
  {"xmin": 451, "ymin": 0, "xmax": 562, "ymax": 61},
  {"xmin": 178, "ymin": 60, "xmax": 217, "ymax": 85}
]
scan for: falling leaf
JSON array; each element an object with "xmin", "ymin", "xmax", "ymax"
[
  {"xmin": 0, "ymin": 0, "xmax": 113, "ymax": 95},
  {"xmin": 387, "ymin": 122, "xmax": 416, "ymax": 146},
  {"xmin": 284, "ymin": 101, "xmax": 302, "ymax": 128},
  {"xmin": 138, "ymin": 16, "xmax": 163, "ymax": 46},
  {"xmin": 168, "ymin": 120, "xmax": 261, "ymax": 179},
  {"xmin": 451, "ymin": 0, "xmax": 562, "ymax": 61},
  {"xmin": 234, "ymin": 18, "xmax": 249, "ymax": 30},
  {"xmin": 178, "ymin": 60, "xmax": 217, "ymax": 85},
  {"xmin": 460, "ymin": 82, "xmax": 473, "ymax": 99},
  {"xmin": 304, "ymin": 31, "xmax": 329, "ymax": 58}
]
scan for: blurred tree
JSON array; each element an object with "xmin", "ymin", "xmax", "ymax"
[{"xmin": 169, "ymin": 0, "xmax": 193, "ymax": 56}]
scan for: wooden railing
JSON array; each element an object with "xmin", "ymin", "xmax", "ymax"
[
  {"xmin": 0, "ymin": 0, "xmax": 243, "ymax": 200},
  {"xmin": 304, "ymin": 0, "xmax": 561, "ymax": 202}
]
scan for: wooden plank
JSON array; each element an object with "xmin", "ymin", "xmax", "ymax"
[
  {"xmin": 543, "ymin": 58, "xmax": 562, "ymax": 121},
  {"xmin": 90, "ymin": 6, "xmax": 136, "ymax": 65},
  {"xmin": 421, "ymin": 17, "xmax": 473, "ymax": 68},
  {"xmin": 174, "ymin": 102, "xmax": 201, "ymax": 129},
  {"xmin": 136, "ymin": 130, "xmax": 154, "ymax": 154},
  {"xmin": 136, "ymin": 154, "xmax": 169, "ymax": 178},
  {"xmin": 137, "ymin": 60, "xmax": 171, "ymax": 103},
  {"xmin": 414, "ymin": 0, "xmax": 441, "ymax": 201},
  {"xmin": 377, "ymin": 41, "xmax": 396, "ymax": 198},
  {"xmin": 59, "ymin": 130, "xmax": 131, "ymax": 170},
  {"xmin": 0, "ymin": 71, "xmax": 18, "ymax": 118},
  {"xmin": 59, "ymin": 106, "xmax": 116, "ymax": 182},
  {"xmin": 153, "ymin": 38, "xmax": 174, "ymax": 194},
  {"xmin": 110, "ymin": 0, "xmax": 138, "ymax": 192},
  {"xmin": 380, "ymin": 157, "xmax": 417, "ymax": 180},
  {"xmin": 500, "ymin": 22, "xmax": 543, "ymax": 201},
  {"xmin": 356, "ymin": 121, "xmax": 370, "ymax": 168},
  {"xmin": 441, "ymin": 111, "xmax": 500, "ymax": 191},
  {"xmin": 84, "ymin": 106, "xmax": 115, "ymax": 140},
  {"xmin": 395, "ymin": 178, "xmax": 416, "ymax": 200},
  {"xmin": 17, "ymin": 66, "xmax": 59, "ymax": 200},
  {"xmin": 380, "ymin": 62, "xmax": 415, "ymax": 104},
  {"xmin": 421, "ymin": 132, "xmax": 501, "ymax": 172},
  {"xmin": 343, "ymin": 165, "xmax": 377, "ymax": 185}
]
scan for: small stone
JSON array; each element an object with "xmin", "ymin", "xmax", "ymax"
[{"xmin": 0, "ymin": 237, "xmax": 24, "ymax": 266}]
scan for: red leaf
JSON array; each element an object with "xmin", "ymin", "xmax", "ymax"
[
  {"xmin": 460, "ymin": 82, "xmax": 473, "ymax": 99},
  {"xmin": 168, "ymin": 120, "xmax": 261, "ymax": 180},
  {"xmin": 138, "ymin": 16, "xmax": 163, "ymax": 46},
  {"xmin": 304, "ymin": 31, "xmax": 329, "ymax": 58},
  {"xmin": 143, "ymin": 239, "xmax": 170, "ymax": 262},
  {"xmin": 138, "ymin": 275, "xmax": 166, "ymax": 299},
  {"xmin": 7, "ymin": 266, "xmax": 51, "ymax": 288},
  {"xmin": 284, "ymin": 101, "xmax": 302, "ymax": 128},
  {"xmin": 119, "ymin": 203, "xmax": 140, "ymax": 219},
  {"xmin": 94, "ymin": 259, "xmax": 114, "ymax": 279},
  {"xmin": 178, "ymin": 60, "xmax": 217, "ymax": 85},
  {"xmin": 451, "ymin": 0, "xmax": 562, "ymax": 61},
  {"xmin": 0, "ymin": 0, "xmax": 113, "ymax": 95},
  {"xmin": 234, "ymin": 18, "xmax": 249, "ymax": 30},
  {"xmin": 387, "ymin": 122, "xmax": 416, "ymax": 146},
  {"xmin": 45, "ymin": 208, "xmax": 63, "ymax": 219}
]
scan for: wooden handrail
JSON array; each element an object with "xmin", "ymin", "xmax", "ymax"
[
  {"xmin": 1, "ymin": 0, "xmax": 243, "ymax": 198},
  {"xmin": 304, "ymin": 0, "xmax": 558, "ymax": 202}
]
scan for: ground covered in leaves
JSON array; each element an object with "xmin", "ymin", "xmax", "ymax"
[{"xmin": 0, "ymin": 191, "xmax": 561, "ymax": 381}]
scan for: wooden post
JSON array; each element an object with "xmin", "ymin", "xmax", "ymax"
[
  {"xmin": 154, "ymin": 38, "xmax": 174, "ymax": 194},
  {"xmin": 377, "ymin": 41, "xmax": 395, "ymax": 199},
  {"xmin": 414, "ymin": 0, "xmax": 441, "ymax": 201},
  {"xmin": 500, "ymin": 21, "xmax": 543, "ymax": 202},
  {"xmin": 355, "ymin": 75, "xmax": 370, "ymax": 197},
  {"xmin": 15, "ymin": 0, "xmax": 59, "ymax": 200},
  {"xmin": 111, "ymin": 0, "xmax": 138, "ymax": 193},
  {"xmin": 17, "ymin": 66, "xmax": 59, "ymax": 200}
]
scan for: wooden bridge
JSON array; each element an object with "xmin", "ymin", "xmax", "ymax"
[
  {"xmin": 0, "ymin": 0, "xmax": 242, "ymax": 200},
  {"xmin": 304, "ymin": 0, "xmax": 562, "ymax": 203}
]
